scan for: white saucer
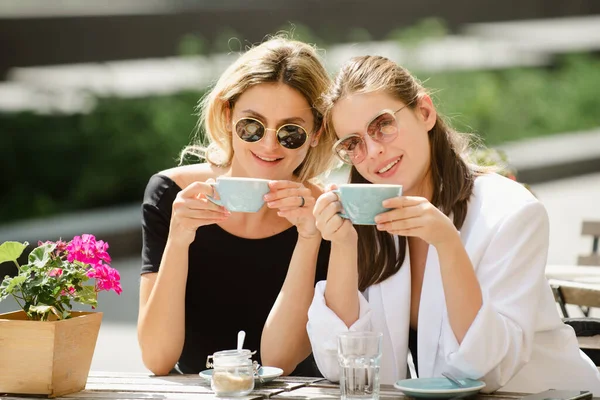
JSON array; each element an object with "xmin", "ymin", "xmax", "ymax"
[{"xmin": 199, "ymin": 366, "xmax": 284, "ymax": 384}]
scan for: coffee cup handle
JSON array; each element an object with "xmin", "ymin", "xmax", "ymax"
[
  {"xmin": 205, "ymin": 182, "xmax": 223, "ymax": 206},
  {"xmin": 331, "ymin": 189, "xmax": 349, "ymax": 220}
]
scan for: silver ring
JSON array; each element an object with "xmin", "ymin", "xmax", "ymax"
[{"xmin": 299, "ymin": 196, "xmax": 305, "ymax": 208}]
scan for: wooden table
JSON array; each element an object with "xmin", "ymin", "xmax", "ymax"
[{"xmin": 1, "ymin": 371, "xmax": 598, "ymax": 400}]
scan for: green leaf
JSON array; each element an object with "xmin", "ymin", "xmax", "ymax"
[
  {"xmin": 29, "ymin": 304, "xmax": 62, "ymax": 320},
  {"xmin": 0, "ymin": 277, "xmax": 10, "ymax": 301},
  {"xmin": 76, "ymin": 285, "xmax": 97, "ymax": 306},
  {"xmin": 29, "ymin": 304, "xmax": 52, "ymax": 314},
  {"xmin": 2, "ymin": 275, "xmax": 27, "ymax": 295},
  {"xmin": 0, "ymin": 241, "xmax": 28, "ymax": 264},
  {"xmin": 28, "ymin": 243, "xmax": 56, "ymax": 268}
]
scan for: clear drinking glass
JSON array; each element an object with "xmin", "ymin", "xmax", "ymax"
[{"xmin": 337, "ymin": 331, "xmax": 383, "ymax": 400}]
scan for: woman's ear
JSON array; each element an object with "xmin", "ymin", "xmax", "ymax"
[
  {"xmin": 310, "ymin": 126, "xmax": 322, "ymax": 147},
  {"xmin": 417, "ymin": 94, "xmax": 437, "ymax": 131}
]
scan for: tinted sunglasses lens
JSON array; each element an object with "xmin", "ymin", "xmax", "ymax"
[
  {"xmin": 236, "ymin": 119, "xmax": 264, "ymax": 142},
  {"xmin": 335, "ymin": 136, "xmax": 365, "ymax": 164},
  {"xmin": 277, "ymin": 125, "xmax": 308, "ymax": 149},
  {"xmin": 367, "ymin": 113, "xmax": 397, "ymax": 141}
]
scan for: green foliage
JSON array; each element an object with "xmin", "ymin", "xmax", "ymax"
[
  {"xmin": 420, "ymin": 54, "xmax": 600, "ymax": 145},
  {"xmin": 0, "ymin": 90, "xmax": 202, "ymax": 223},
  {"xmin": 276, "ymin": 22, "xmax": 327, "ymax": 47},
  {"xmin": 177, "ymin": 33, "xmax": 209, "ymax": 56},
  {"xmin": 347, "ymin": 27, "xmax": 373, "ymax": 43},
  {"xmin": 212, "ymin": 27, "xmax": 245, "ymax": 53},
  {"xmin": 386, "ymin": 17, "xmax": 449, "ymax": 46}
]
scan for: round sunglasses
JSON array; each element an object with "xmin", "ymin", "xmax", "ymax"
[
  {"xmin": 234, "ymin": 117, "xmax": 310, "ymax": 150},
  {"xmin": 332, "ymin": 104, "xmax": 410, "ymax": 165}
]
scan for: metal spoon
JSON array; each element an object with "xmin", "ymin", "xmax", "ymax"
[{"xmin": 442, "ymin": 372, "xmax": 466, "ymax": 388}]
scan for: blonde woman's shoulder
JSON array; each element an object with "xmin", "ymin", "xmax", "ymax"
[{"xmin": 159, "ymin": 163, "xmax": 228, "ymax": 190}]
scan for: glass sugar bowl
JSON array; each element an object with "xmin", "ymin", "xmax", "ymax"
[{"xmin": 206, "ymin": 349, "xmax": 255, "ymax": 397}]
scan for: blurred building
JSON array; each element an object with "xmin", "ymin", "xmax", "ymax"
[{"xmin": 1, "ymin": 0, "xmax": 600, "ymax": 78}]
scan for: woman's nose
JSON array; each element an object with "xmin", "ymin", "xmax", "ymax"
[
  {"xmin": 363, "ymin": 134, "xmax": 385, "ymax": 158},
  {"xmin": 261, "ymin": 127, "xmax": 280, "ymax": 149}
]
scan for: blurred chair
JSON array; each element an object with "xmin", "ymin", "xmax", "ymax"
[
  {"xmin": 550, "ymin": 279, "xmax": 600, "ymax": 318},
  {"xmin": 574, "ymin": 220, "xmax": 600, "ymax": 317},
  {"xmin": 546, "ymin": 220, "xmax": 600, "ymax": 366},
  {"xmin": 578, "ymin": 220, "xmax": 600, "ymax": 266},
  {"xmin": 550, "ymin": 280, "xmax": 600, "ymax": 366}
]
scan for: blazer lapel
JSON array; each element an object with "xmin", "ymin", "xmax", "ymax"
[{"xmin": 417, "ymin": 245, "xmax": 444, "ymax": 377}]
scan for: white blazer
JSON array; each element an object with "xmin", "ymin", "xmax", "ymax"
[{"xmin": 307, "ymin": 173, "xmax": 600, "ymax": 395}]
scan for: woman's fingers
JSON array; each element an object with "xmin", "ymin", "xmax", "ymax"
[
  {"xmin": 381, "ymin": 195, "xmax": 424, "ymax": 209},
  {"xmin": 175, "ymin": 181, "xmax": 228, "ymax": 213},
  {"xmin": 377, "ymin": 215, "xmax": 425, "ymax": 232},
  {"xmin": 375, "ymin": 201, "xmax": 426, "ymax": 224},
  {"xmin": 176, "ymin": 206, "xmax": 231, "ymax": 220},
  {"xmin": 314, "ymin": 196, "xmax": 343, "ymax": 231},
  {"xmin": 181, "ymin": 181, "xmax": 215, "ymax": 198},
  {"xmin": 268, "ymin": 194, "xmax": 313, "ymax": 210},
  {"xmin": 265, "ymin": 181, "xmax": 314, "ymax": 211},
  {"xmin": 313, "ymin": 191, "xmax": 339, "ymax": 217}
]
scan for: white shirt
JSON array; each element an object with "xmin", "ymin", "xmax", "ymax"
[{"xmin": 307, "ymin": 173, "xmax": 600, "ymax": 395}]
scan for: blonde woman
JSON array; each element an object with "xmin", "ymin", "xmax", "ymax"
[
  {"xmin": 137, "ymin": 36, "xmax": 337, "ymax": 376},
  {"xmin": 309, "ymin": 55, "xmax": 600, "ymax": 394}
]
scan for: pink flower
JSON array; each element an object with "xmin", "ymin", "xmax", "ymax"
[
  {"xmin": 55, "ymin": 240, "xmax": 68, "ymax": 253},
  {"xmin": 66, "ymin": 234, "xmax": 112, "ymax": 268},
  {"xmin": 48, "ymin": 268, "xmax": 63, "ymax": 277},
  {"xmin": 60, "ymin": 286, "xmax": 76, "ymax": 296},
  {"xmin": 87, "ymin": 264, "xmax": 122, "ymax": 295}
]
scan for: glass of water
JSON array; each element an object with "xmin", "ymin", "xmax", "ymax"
[{"xmin": 337, "ymin": 331, "xmax": 383, "ymax": 400}]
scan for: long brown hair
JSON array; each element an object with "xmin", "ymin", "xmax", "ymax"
[
  {"xmin": 181, "ymin": 35, "xmax": 337, "ymax": 183},
  {"xmin": 322, "ymin": 55, "xmax": 478, "ymax": 291}
]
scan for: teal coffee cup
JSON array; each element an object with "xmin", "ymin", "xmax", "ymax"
[
  {"xmin": 207, "ymin": 177, "xmax": 271, "ymax": 213},
  {"xmin": 334, "ymin": 184, "xmax": 403, "ymax": 225}
]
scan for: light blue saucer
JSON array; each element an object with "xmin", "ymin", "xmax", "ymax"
[{"xmin": 394, "ymin": 377, "xmax": 486, "ymax": 399}]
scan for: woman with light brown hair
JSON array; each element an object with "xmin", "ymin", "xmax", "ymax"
[
  {"xmin": 308, "ymin": 55, "xmax": 600, "ymax": 394},
  {"xmin": 137, "ymin": 36, "xmax": 337, "ymax": 376}
]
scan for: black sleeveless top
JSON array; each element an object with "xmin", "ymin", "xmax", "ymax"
[{"xmin": 141, "ymin": 174, "xmax": 331, "ymax": 375}]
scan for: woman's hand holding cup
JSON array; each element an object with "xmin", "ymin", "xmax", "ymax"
[
  {"xmin": 265, "ymin": 180, "xmax": 319, "ymax": 240},
  {"xmin": 169, "ymin": 179, "xmax": 231, "ymax": 246},
  {"xmin": 313, "ymin": 184, "xmax": 357, "ymax": 245}
]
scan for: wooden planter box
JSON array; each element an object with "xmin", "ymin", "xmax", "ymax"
[{"xmin": 0, "ymin": 310, "xmax": 103, "ymax": 398}]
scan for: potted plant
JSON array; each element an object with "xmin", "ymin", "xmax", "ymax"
[{"xmin": 0, "ymin": 234, "xmax": 122, "ymax": 398}]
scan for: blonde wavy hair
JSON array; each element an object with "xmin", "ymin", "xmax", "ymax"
[{"xmin": 180, "ymin": 35, "xmax": 337, "ymax": 183}]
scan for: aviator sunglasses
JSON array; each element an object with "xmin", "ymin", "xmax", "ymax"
[
  {"xmin": 332, "ymin": 103, "xmax": 412, "ymax": 165},
  {"xmin": 234, "ymin": 117, "xmax": 310, "ymax": 150}
]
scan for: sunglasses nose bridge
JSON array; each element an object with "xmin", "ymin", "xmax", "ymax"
[{"xmin": 259, "ymin": 126, "xmax": 281, "ymax": 149}]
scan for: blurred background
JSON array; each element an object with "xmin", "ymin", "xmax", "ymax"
[{"xmin": 1, "ymin": 0, "xmax": 599, "ymax": 373}]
